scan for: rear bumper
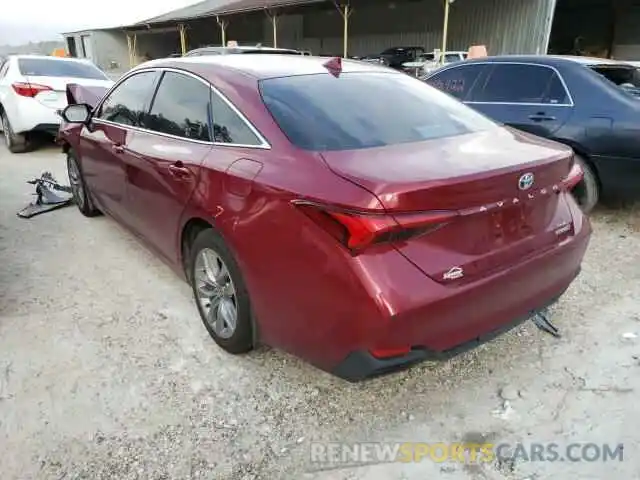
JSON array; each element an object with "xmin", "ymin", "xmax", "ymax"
[
  {"xmin": 32, "ymin": 123, "xmax": 60, "ymax": 135},
  {"xmin": 330, "ymin": 203, "xmax": 591, "ymax": 381},
  {"xmin": 333, "ymin": 289, "xmax": 569, "ymax": 382},
  {"xmin": 7, "ymin": 98, "xmax": 61, "ymax": 134}
]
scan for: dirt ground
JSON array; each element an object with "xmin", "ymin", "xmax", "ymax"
[{"xmin": 1, "ymin": 144, "xmax": 639, "ymax": 480}]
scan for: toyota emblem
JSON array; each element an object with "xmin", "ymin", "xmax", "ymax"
[{"xmin": 518, "ymin": 172, "xmax": 535, "ymax": 191}]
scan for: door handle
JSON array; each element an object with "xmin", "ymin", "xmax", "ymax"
[
  {"xmin": 112, "ymin": 143, "xmax": 125, "ymax": 153},
  {"xmin": 528, "ymin": 113, "xmax": 556, "ymax": 122},
  {"xmin": 168, "ymin": 161, "xmax": 191, "ymax": 178}
]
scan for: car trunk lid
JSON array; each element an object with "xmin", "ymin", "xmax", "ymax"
[{"xmin": 319, "ymin": 127, "xmax": 576, "ymax": 284}]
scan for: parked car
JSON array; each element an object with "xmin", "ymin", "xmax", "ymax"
[
  {"xmin": 358, "ymin": 46, "xmax": 426, "ymax": 70},
  {"xmin": 184, "ymin": 45, "xmax": 305, "ymax": 57},
  {"xmin": 425, "ymin": 55, "xmax": 640, "ymax": 211},
  {"xmin": 403, "ymin": 50, "xmax": 468, "ymax": 77},
  {"xmin": 57, "ymin": 55, "xmax": 590, "ymax": 381},
  {"xmin": 0, "ymin": 54, "xmax": 113, "ymax": 153}
]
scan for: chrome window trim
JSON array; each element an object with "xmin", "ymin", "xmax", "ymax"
[
  {"xmin": 92, "ymin": 118, "xmax": 216, "ymax": 146},
  {"xmin": 92, "ymin": 66, "xmax": 271, "ymax": 150},
  {"xmin": 428, "ymin": 61, "xmax": 575, "ymax": 107}
]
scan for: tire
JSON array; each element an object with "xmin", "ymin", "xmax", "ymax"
[
  {"xmin": 189, "ymin": 228, "xmax": 254, "ymax": 354},
  {"xmin": 1, "ymin": 111, "xmax": 30, "ymax": 153},
  {"xmin": 570, "ymin": 155, "xmax": 599, "ymax": 214},
  {"xmin": 66, "ymin": 150, "xmax": 101, "ymax": 217}
]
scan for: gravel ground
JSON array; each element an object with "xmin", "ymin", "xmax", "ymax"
[{"xmin": 1, "ymin": 143, "xmax": 639, "ymax": 480}]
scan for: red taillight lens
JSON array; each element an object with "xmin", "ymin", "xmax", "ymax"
[
  {"xmin": 561, "ymin": 160, "xmax": 584, "ymax": 190},
  {"xmin": 12, "ymin": 82, "xmax": 52, "ymax": 97},
  {"xmin": 370, "ymin": 347, "xmax": 411, "ymax": 359},
  {"xmin": 295, "ymin": 201, "xmax": 457, "ymax": 252}
]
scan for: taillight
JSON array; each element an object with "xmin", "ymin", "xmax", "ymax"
[
  {"xmin": 561, "ymin": 158, "xmax": 584, "ymax": 190},
  {"xmin": 294, "ymin": 201, "xmax": 457, "ymax": 253},
  {"xmin": 370, "ymin": 347, "xmax": 411, "ymax": 359},
  {"xmin": 12, "ymin": 82, "xmax": 52, "ymax": 97}
]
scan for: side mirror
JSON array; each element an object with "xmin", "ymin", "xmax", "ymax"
[{"xmin": 61, "ymin": 103, "xmax": 92, "ymax": 124}]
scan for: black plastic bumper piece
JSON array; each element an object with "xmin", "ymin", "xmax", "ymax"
[
  {"xmin": 332, "ymin": 289, "xmax": 574, "ymax": 383},
  {"xmin": 32, "ymin": 123, "xmax": 60, "ymax": 135}
]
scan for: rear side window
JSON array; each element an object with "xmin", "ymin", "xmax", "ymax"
[
  {"xmin": 97, "ymin": 71, "xmax": 160, "ymax": 126},
  {"xmin": 427, "ymin": 64, "xmax": 488, "ymax": 100},
  {"xmin": 146, "ymin": 71, "xmax": 212, "ymax": 142},
  {"xmin": 475, "ymin": 64, "xmax": 568, "ymax": 104},
  {"xmin": 210, "ymin": 91, "xmax": 263, "ymax": 145},
  {"xmin": 260, "ymin": 72, "xmax": 498, "ymax": 151},
  {"xmin": 17, "ymin": 58, "xmax": 108, "ymax": 80}
]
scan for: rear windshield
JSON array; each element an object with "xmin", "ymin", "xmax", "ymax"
[
  {"xmin": 590, "ymin": 65, "xmax": 640, "ymax": 88},
  {"xmin": 238, "ymin": 49, "xmax": 301, "ymax": 55},
  {"xmin": 259, "ymin": 72, "xmax": 498, "ymax": 151},
  {"xmin": 18, "ymin": 58, "xmax": 108, "ymax": 80}
]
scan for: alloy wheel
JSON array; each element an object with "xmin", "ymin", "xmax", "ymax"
[{"xmin": 194, "ymin": 248, "xmax": 238, "ymax": 339}]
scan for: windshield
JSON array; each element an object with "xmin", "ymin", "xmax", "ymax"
[
  {"xmin": 18, "ymin": 58, "xmax": 108, "ymax": 80},
  {"xmin": 259, "ymin": 72, "xmax": 498, "ymax": 151}
]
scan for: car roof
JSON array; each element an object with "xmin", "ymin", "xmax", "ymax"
[
  {"xmin": 461, "ymin": 54, "xmax": 635, "ymax": 68},
  {"xmin": 142, "ymin": 54, "xmax": 395, "ymax": 79}
]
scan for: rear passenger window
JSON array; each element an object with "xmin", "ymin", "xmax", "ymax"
[
  {"xmin": 146, "ymin": 71, "xmax": 212, "ymax": 141},
  {"xmin": 210, "ymin": 92, "xmax": 263, "ymax": 146},
  {"xmin": 544, "ymin": 74, "xmax": 570, "ymax": 104},
  {"xmin": 426, "ymin": 64, "xmax": 487, "ymax": 101},
  {"xmin": 476, "ymin": 64, "xmax": 568, "ymax": 104}
]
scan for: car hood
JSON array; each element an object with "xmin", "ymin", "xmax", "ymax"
[{"xmin": 65, "ymin": 83, "xmax": 111, "ymax": 108}]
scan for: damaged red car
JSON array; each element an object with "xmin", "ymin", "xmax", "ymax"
[{"xmin": 57, "ymin": 55, "xmax": 590, "ymax": 381}]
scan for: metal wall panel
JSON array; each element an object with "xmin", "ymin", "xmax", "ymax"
[
  {"xmin": 548, "ymin": 0, "xmax": 613, "ymax": 55},
  {"xmin": 295, "ymin": 0, "xmax": 555, "ymax": 56},
  {"xmin": 612, "ymin": 3, "xmax": 640, "ymax": 59}
]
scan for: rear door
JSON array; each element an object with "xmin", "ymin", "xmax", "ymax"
[
  {"xmin": 81, "ymin": 70, "xmax": 160, "ymax": 222},
  {"xmin": 123, "ymin": 70, "xmax": 214, "ymax": 262},
  {"xmin": 467, "ymin": 63, "xmax": 574, "ymax": 138}
]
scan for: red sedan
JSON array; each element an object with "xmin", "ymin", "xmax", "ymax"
[{"xmin": 58, "ymin": 55, "xmax": 590, "ymax": 381}]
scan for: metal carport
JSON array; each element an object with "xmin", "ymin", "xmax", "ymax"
[{"xmin": 119, "ymin": 0, "xmax": 559, "ymax": 67}]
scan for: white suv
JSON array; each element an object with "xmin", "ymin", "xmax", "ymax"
[{"xmin": 0, "ymin": 55, "xmax": 113, "ymax": 153}]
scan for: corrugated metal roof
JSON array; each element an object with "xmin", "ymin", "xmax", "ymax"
[
  {"xmin": 138, "ymin": 0, "xmax": 230, "ymax": 24},
  {"xmin": 211, "ymin": 0, "xmax": 326, "ymax": 15},
  {"xmin": 137, "ymin": 0, "xmax": 325, "ymax": 25}
]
